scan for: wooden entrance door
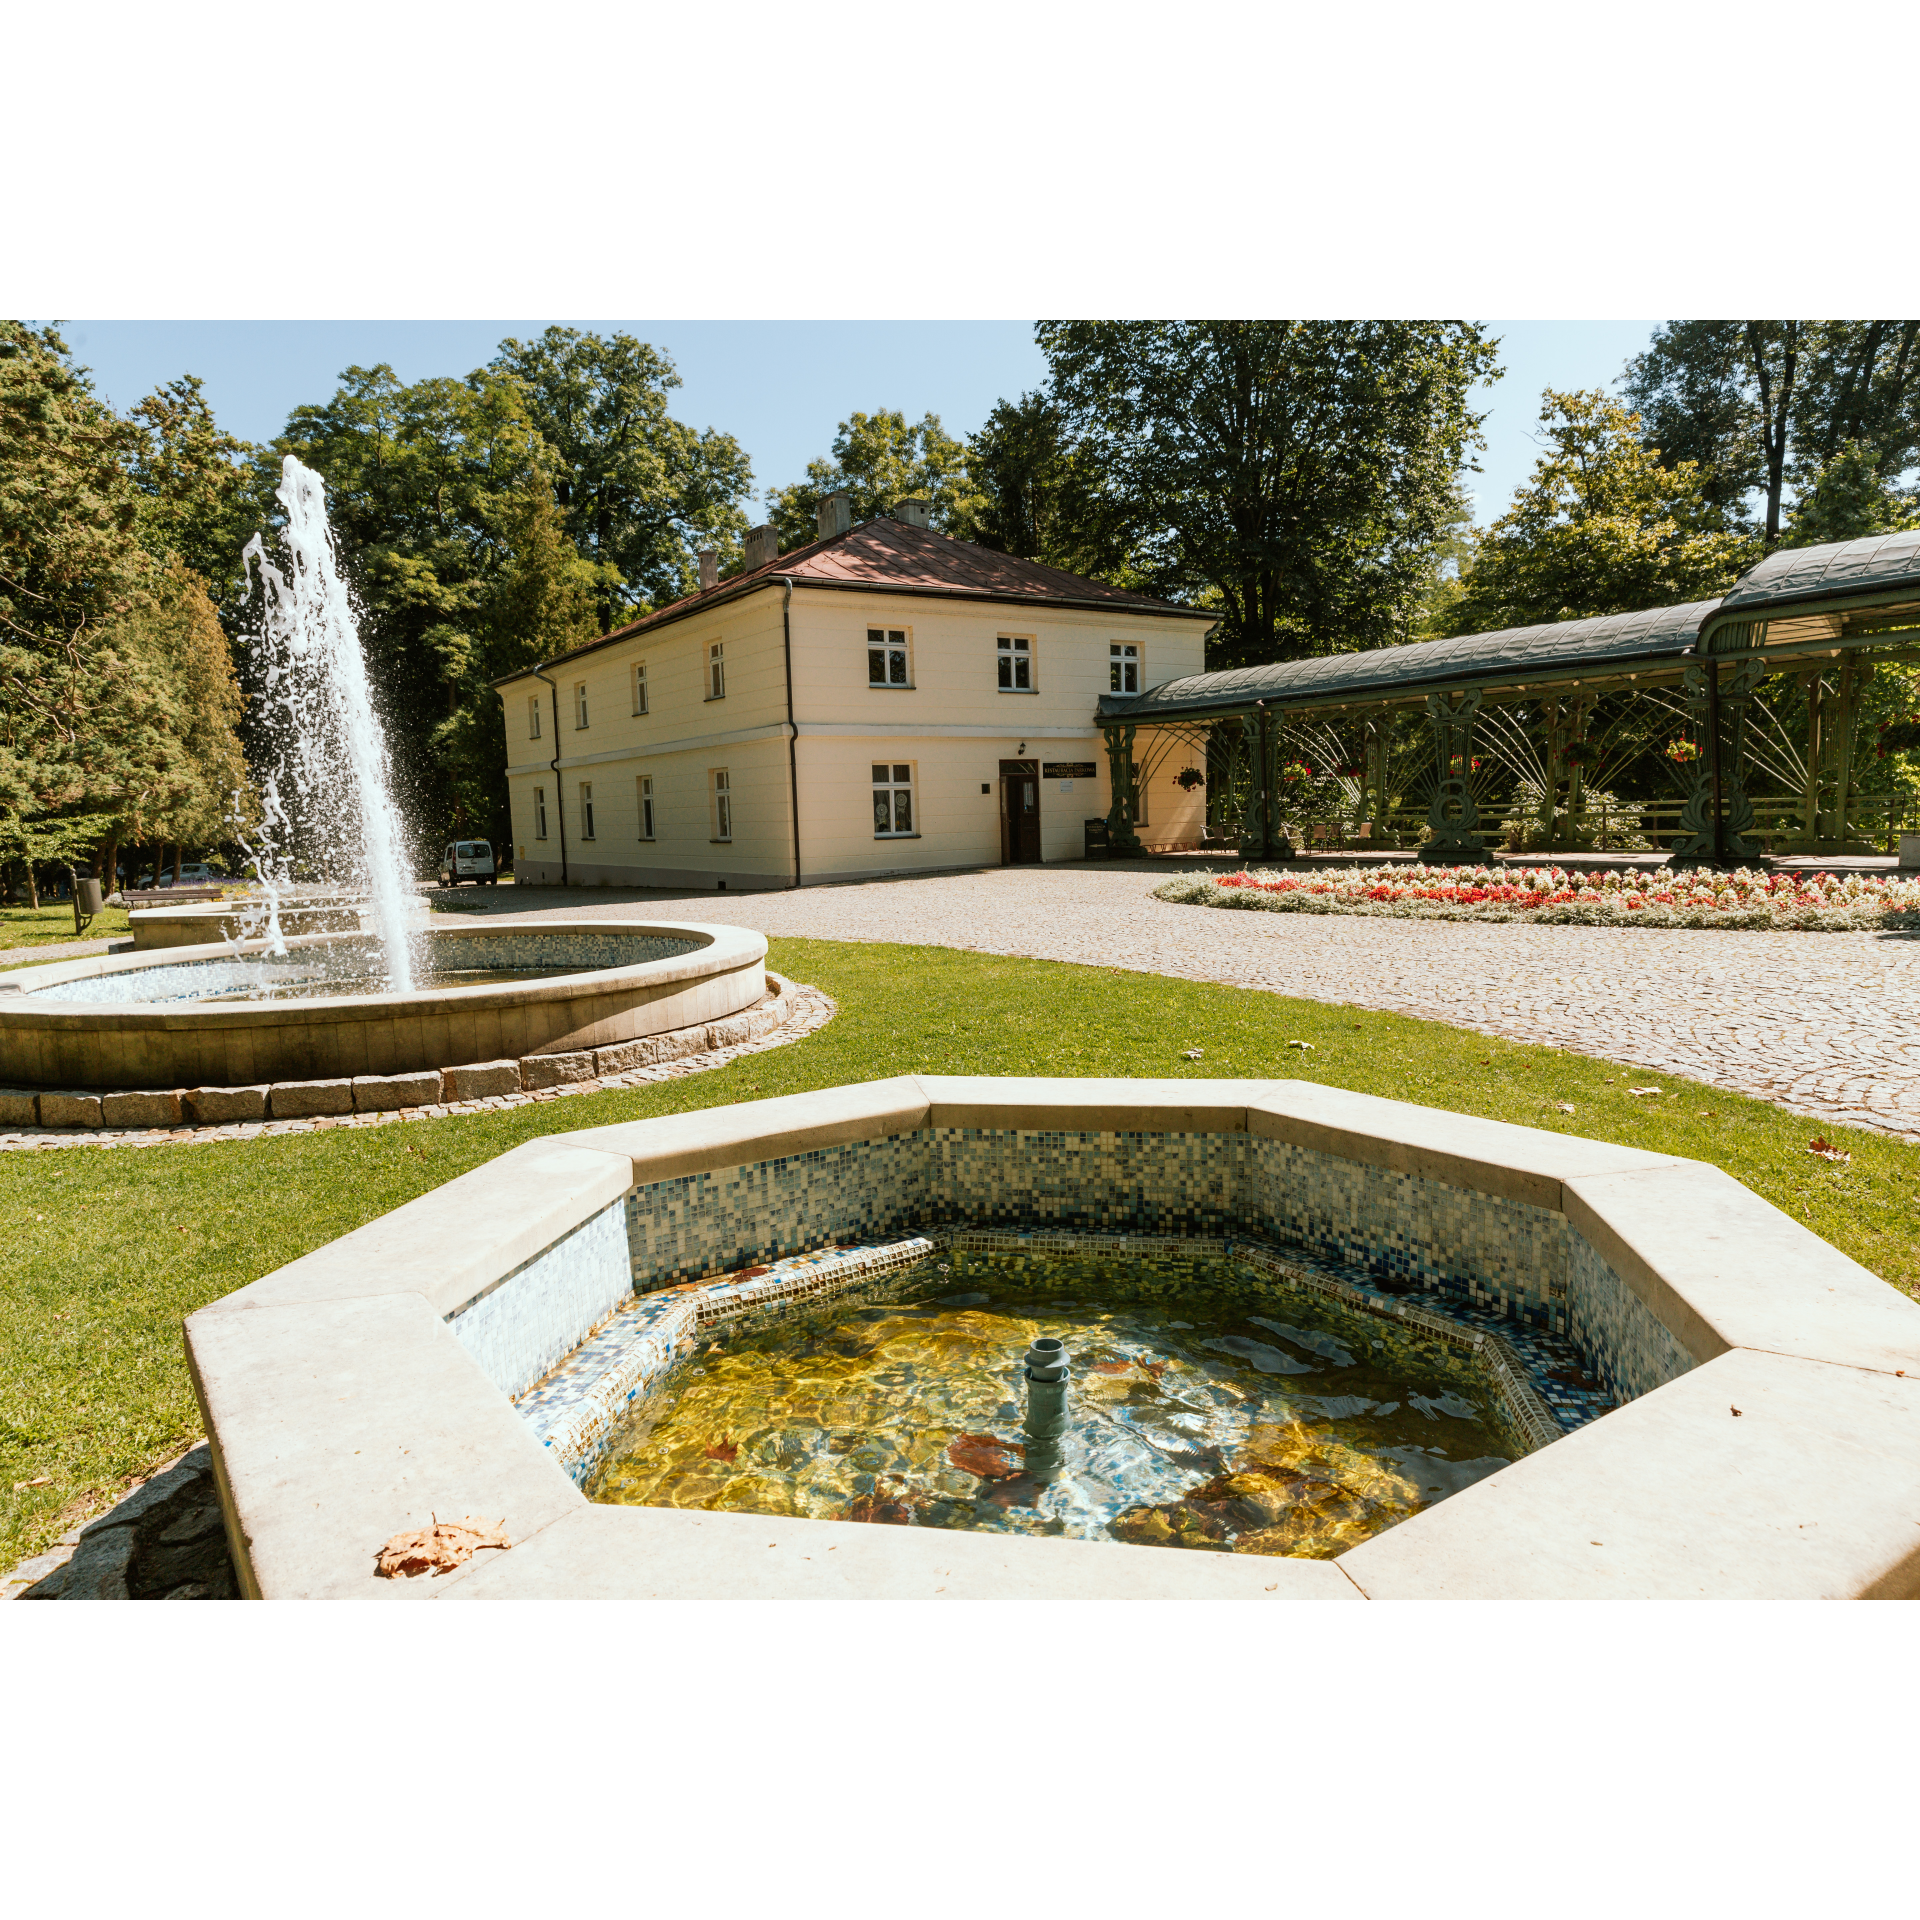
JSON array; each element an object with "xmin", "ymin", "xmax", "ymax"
[{"xmin": 1000, "ymin": 760, "xmax": 1041, "ymax": 864}]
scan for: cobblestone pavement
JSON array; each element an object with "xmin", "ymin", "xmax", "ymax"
[
  {"xmin": 469, "ymin": 864, "xmax": 1920, "ymax": 1142},
  {"xmin": 0, "ymin": 934, "xmax": 130, "ymax": 968}
]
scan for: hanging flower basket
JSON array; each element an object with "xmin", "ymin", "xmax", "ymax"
[
  {"xmin": 1335, "ymin": 762, "xmax": 1365, "ymax": 779},
  {"xmin": 1174, "ymin": 766, "xmax": 1207, "ymax": 791},
  {"xmin": 1666, "ymin": 738, "xmax": 1700, "ymax": 765},
  {"xmin": 1876, "ymin": 716, "xmax": 1920, "ymax": 758},
  {"xmin": 1561, "ymin": 741, "xmax": 1592, "ymax": 768},
  {"xmin": 1280, "ymin": 759, "xmax": 1315, "ymax": 784}
]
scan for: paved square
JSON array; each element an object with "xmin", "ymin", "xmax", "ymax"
[{"xmin": 480, "ymin": 862, "xmax": 1920, "ymax": 1142}]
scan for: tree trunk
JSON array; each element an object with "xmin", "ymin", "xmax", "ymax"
[
  {"xmin": 26, "ymin": 861, "xmax": 40, "ymax": 909},
  {"xmin": 1747, "ymin": 321, "xmax": 1800, "ymax": 547},
  {"xmin": 100, "ymin": 837, "xmax": 119, "ymax": 899},
  {"xmin": 172, "ymin": 845, "xmax": 184, "ymax": 884}
]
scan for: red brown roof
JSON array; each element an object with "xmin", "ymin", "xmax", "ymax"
[{"xmin": 515, "ymin": 516, "xmax": 1213, "ymax": 677}]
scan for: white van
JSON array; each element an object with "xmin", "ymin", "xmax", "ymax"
[{"xmin": 441, "ymin": 840, "xmax": 498, "ymax": 887}]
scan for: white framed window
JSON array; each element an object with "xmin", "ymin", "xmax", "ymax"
[
  {"xmin": 707, "ymin": 641, "xmax": 725, "ymax": 700},
  {"xmin": 637, "ymin": 773, "xmax": 655, "ymax": 840},
  {"xmin": 528, "ymin": 694, "xmax": 542, "ymax": 739},
  {"xmin": 997, "ymin": 633, "xmax": 1034, "ymax": 691},
  {"xmin": 579, "ymin": 781, "xmax": 596, "ymax": 840},
  {"xmin": 533, "ymin": 786, "xmax": 548, "ymax": 840},
  {"xmin": 1110, "ymin": 642, "xmax": 1142, "ymax": 695},
  {"xmin": 574, "ymin": 681, "xmax": 589, "ymax": 729},
  {"xmin": 1130, "ymin": 760, "xmax": 1148, "ymax": 828},
  {"xmin": 711, "ymin": 767, "xmax": 732, "ymax": 841},
  {"xmin": 872, "ymin": 762, "xmax": 916, "ymax": 837},
  {"xmin": 632, "ymin": 661, "xmax": 649, "ymax": 715},
  {"xmin": 867, "ymin": 626, "xmax": 911, "ymax": 687}
]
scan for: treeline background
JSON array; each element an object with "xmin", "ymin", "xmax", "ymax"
[{"xmin": 4, "ymin": 319, "xmax": 1916, "ymax": 894}]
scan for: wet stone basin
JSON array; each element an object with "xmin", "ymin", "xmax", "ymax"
[{"xmin": 590, "ymin": 1251, "xmax": 1523, "ymax": 1558}]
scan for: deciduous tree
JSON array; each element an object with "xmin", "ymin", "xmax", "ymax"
[
  {"xmin": 1441, "ymin": 389, "xmax": 1754, "ymax": 634},
  {"xmin": 766, "ymin": 409, "xmax": 981, "ymax": 551},
  {"xmin": 1036, "ymin": 321, "xmax": 1500, "ymax": 669},
  {"xmin": 489, "ymin": 328, "xmax": 753, "ymax": 626}
]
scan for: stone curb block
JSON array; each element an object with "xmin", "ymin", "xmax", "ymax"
[
  {"xmin": 38, "ymin": 1092, "xmax": 102, "ymax": 1128},
  {"xmin": 101, "ymin": 1089, "xmax": 184, "ymax": 1128},
  {"xmin": 353, "ymin": 1070, "xmax": 443, "ymax": 1112},
  {"xmin": 268, "ymin": 1078, "xmax": 353, "ymax": 1119},
  {"xmin": 520, "ymin": 1050, "xmax": 597, "ymax": 1091},
  {"xmin": 187, "ymin": 1084, "xmax": 269, "ymax": 1124},
  {"xmin": 440, "ymin": 1060, "xmax": 521, "ymax": 1101},
  {"xmin": 0, "ymin": 1089, "xmax": 39, "ymax": 1126}
]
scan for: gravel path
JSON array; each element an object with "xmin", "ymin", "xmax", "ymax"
[{"xmin": 470, "ymin": 864, "xmax": 1920, "ymax": 1142}]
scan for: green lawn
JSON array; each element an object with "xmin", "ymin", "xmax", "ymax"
[
  {"xmin": 3, "ymin": 933, "xmax": 1912, "ymax": 1568},
  {"xmin": 1, "ymin": 901, "xmax": 133, "ymax": 957}
]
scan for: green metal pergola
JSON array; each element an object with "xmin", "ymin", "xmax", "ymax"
[{"xmin": 1095, "ymin": 532, "xmax": 1920, "ymax": 866}]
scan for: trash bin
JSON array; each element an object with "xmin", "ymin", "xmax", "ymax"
[
  {"xmin": 1084, "ymin": 817, "xmax": 1111, "ymax": 860},
  {"xmin": 76, "ymin": 877, "xmax": 104, "ymax": 917}
]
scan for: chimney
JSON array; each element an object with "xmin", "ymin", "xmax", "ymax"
[
  {"xmin": 892, "ymin": 497, "xmax": 930, "ymax": 529},
  {"xmin": 743, "ymin": 524, "xmax": 779, "ymax": 570},
  {"xmin": 815, "ymin": 490, "xmax": 851, "ymax": 540},
  {"xmin": 697, "ymin": 548, "xmax": 718, "ymax": 592}
]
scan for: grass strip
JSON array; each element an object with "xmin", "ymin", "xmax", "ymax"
[{"xmin": 3, "ymin": 933, "xmax": 1912, "ymax": 1568}]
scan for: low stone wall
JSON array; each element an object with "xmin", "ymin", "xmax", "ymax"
[{"xmin": 0, "ymin": 975, "xmax": 797, "ymax": 1132}]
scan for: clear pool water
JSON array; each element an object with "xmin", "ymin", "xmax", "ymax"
[{"xmin": 591, "ymin": 1255, "xmax": 1518, "ymax": 1558}]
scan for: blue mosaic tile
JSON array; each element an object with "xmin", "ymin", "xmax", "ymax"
[
  {"xmin": 446, "ymin": 1202, "xmax": 631, "ymax": 1398},
  {"xmin": 1565, "ymin": 1233, "xmax": 1697, "ymax": 1405}
]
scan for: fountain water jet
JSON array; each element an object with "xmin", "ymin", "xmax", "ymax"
[{"xmin": 238, "ymin": 455, "xmax": 418, "ymax": 991}]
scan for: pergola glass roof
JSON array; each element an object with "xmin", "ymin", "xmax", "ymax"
[
  {"xmin": 1100, "ymin": 533, "xmax": 1920, "ymax": 730},
  {"xmin": 1100, "ymin": 599, "xmax": 1721, "ymax": 725}
]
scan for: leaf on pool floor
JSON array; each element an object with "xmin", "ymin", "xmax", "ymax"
[
  {"xmin": 947, "ymin": 1432, "xmax": 1025, "ymax": 1479},
  {"xmin": 704, "ymin": 1437, "xmax": 740, "ymax": 1463},
  {"xmin": 374, "ymin": 1515, "xmax": 510, "ymax": 1580}
]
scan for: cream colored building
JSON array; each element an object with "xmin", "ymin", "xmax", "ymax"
[{"xmin": 496, "ymin": 501, "xmax": 1215, "ymax": 891}]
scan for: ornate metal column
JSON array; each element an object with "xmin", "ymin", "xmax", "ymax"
[
  {"xmin": 1673, "ymin": 640, "xmax": 1764, "ymax": 863},
  {"xmin": 1101, "ymin": 722, "xmax": 1145, "ymax": 856},
  {"xmin": 1420, "ymin": 689, "xmax": 1484, "ymax": 863}
]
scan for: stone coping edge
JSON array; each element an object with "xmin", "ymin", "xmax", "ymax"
[
  {"xmin": 184, "ymin": 1077, "xmax": 1920, "ymax": 1600},
  {"xmin": 0, "ymin": 918, "xmax": 767, "ymax": 1029}
]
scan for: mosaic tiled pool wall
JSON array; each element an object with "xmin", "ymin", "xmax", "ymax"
[
  {"xmin": 447, "ymin": 1204, "xmax": 630, "ymax": 1399},
  {"xmin": 437, "ymin": 1124, "xmax": 1701, "ymax": 1486},
  {"xmin": 623, "ymin": 1132, "xmax": 932, "ymax": 1288},
  {"xmin": 1563, "ymin": 1234, "xmax": 1697, "ymax": 1406}
]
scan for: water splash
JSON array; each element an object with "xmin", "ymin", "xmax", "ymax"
[{"xmin": 238, "ymin": 456, "xmax": 418, "ymax": 991}]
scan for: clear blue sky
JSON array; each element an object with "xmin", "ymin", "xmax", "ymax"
[{"xmin": 55, "ymin": 318, "xmax": 1659, "ymax": 527}]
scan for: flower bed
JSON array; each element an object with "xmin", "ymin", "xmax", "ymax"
[{"xmin": 1154, "ymin": 863, "xmax": 1920, "ymax": 931}]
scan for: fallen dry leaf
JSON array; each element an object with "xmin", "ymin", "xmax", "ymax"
[
  {"xmin": 13, "ymin": 1476, "xmax": 53, "ymax": 1491},
  {"xmin": 704, "ymin": 1437, "xmax": 740, "ymax": 1463},
  {"xmin": 947, "ymin": 1432, "xmax": 1025, "ymax": 1479},
  {"xmin": 374, "ymin": 1514, "xmax": 511, "ymax": 1579},
  {"xmin": 1554, "ymin": 1103, "xmax": 1575, "ymax": 1113},
  {"xmin": 1806, "ymin": 1138, "xmax": 1851, "ymax": 1164},
  {"xmin": 1628, "ymin": 1087, "xmax": 1662, "ymax": 1098},
  {"xmin": 1180, "ymin": 1048, "xmax": 1203, "ymax": 1060}
]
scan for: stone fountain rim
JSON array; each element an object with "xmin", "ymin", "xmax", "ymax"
[{"xmin": 0, "ymin": 919, "xmax": 766, "ymax": 1034}]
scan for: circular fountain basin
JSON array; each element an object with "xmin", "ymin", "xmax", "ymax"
[{"xmin": 0, "ymin": 920, "xmax": 766, "ymax": 1090}]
